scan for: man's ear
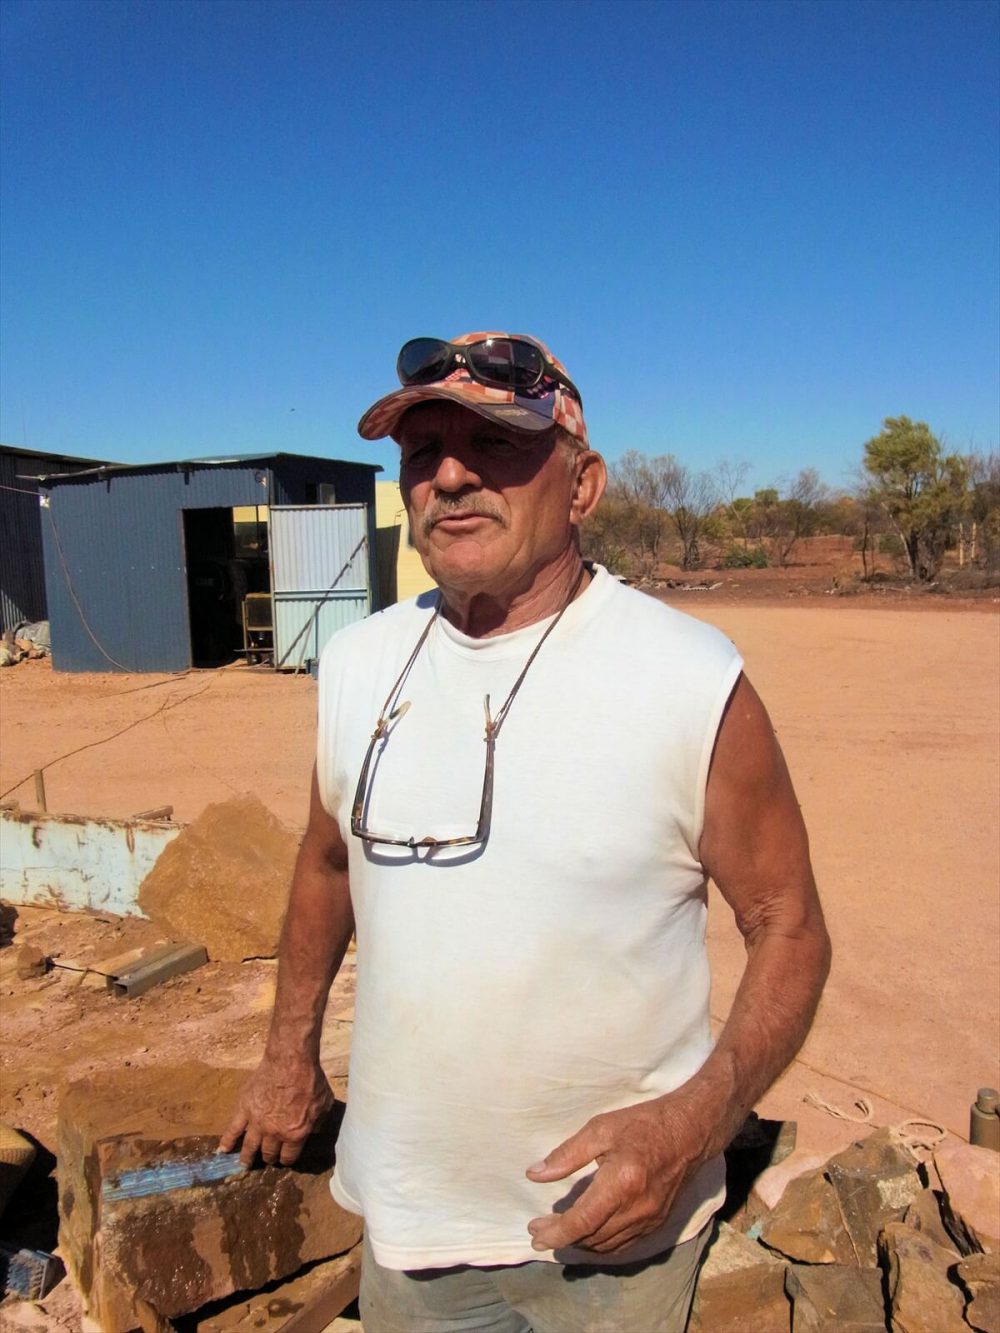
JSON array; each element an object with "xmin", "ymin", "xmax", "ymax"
[{"xmin": 570, "ymin": 452, "xmax": 607, "ymax": 526}]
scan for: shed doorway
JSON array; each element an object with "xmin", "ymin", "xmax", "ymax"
[{"xmin": 183, "ymin": 508, "xmax": 250, "ymax": 667}]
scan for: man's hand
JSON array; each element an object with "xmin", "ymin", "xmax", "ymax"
[
  {"xmin": 525, "ymin": 1088, "xmax": 711, "ymax": 1254},
  {"xmin": 220, "ymin": 1055, "xmax": 335, "ymax": 1167}
]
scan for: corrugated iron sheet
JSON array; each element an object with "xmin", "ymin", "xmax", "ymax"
[
  {"xmin": 42, "ymin": 463, "xmax": 271, "ymax": 672},
  {"xmin": 269, "ymin": 504, "xmax": 369, "ymax": 593},
  {"xmin": 0, "ymin": 454, "xmax": 47, "ymax": 629},
  {"xmin": 273, "ymin": 593, "xmax": 371, "ymax": 669},
  {"xmin": 269, "ymin": 505, "xmax": 370, "ymax": 667}
]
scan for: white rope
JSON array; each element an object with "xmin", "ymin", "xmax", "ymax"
[{"xmin": 804, "ymin": 1090, "xmax": 948, "ymax": 1161}]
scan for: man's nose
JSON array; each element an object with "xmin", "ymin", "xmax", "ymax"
[{"xmin": 432, "ymin": 450, "xmax": 481, "ymax": 493}]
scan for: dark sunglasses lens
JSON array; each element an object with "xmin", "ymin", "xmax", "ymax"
[
  {"xmin": 398, "ymin": 339, "xmax": 452, "ymax": 385},
  {"xmin": 467, "ymin": 339, "xmax": 543, "ymax": 391}
]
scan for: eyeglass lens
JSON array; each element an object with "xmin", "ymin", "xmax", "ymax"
[
  {"xmin": 467, "ymin": 340, "xmax": 543, "ymax": 390},
  {"xmin": 397, "ymin": 338, "xmax": 452, "ymax": 385}
]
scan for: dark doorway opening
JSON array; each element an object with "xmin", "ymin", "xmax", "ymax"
[{"xmin": 183, "ymin": 508, "xmax": 245, "ymax": 667}]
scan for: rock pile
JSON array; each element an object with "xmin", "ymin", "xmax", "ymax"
[{"xmin": 691, "ymin": 1121, "xmax": 1000, "ymax": 1332}]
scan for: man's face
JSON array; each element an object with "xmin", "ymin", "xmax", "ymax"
[{"xmin": 397, "ymin": 402, "xmax": 585, "ymax": 598}]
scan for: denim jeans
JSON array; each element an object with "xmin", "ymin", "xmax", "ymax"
[{"xmin": 359, "ymin": 1225, "xmax": 711, "ymax": 1333}]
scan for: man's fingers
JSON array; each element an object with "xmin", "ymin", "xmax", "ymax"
[
  {"xmin": 238, "ymin": 1126, "xmax": 263, "ymax": 1167},
  {"xmin": 526, "ymin": 1119, "xmax": 607, "ymax": 1183},
  {"xmin": 259, "ymin": 1133, "xmax": 284, "ymax": 1165},
  {"xmin": 218, "ymin": 1109, "xmax": 249, "ymax": 1154},
  {"xmin": 527, "ymin": 1167, "xmax": 620, "ymax": 1251},
  {"xmin": 279, "ymin": 1137, "xmax": 304, "ymax": 1167}
]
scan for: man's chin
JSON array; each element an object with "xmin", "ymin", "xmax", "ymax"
[{"xmin": 423, "ymin": 539, "xmax": 500, "ymax": 589}]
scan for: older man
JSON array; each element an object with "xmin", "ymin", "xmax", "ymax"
[{"xmin": 223, "ymin": 333, "xmax": 831, "ymax": 1332}]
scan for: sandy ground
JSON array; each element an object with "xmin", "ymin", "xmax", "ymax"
[{"xmin": 0, "ymin": 591, "xmax": 998, "ymax": 1323}]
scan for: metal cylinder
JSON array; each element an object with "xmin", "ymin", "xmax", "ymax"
[{"xmin": 970, "ymin": 1087, "xmax": 1000, "ymax": 1152}]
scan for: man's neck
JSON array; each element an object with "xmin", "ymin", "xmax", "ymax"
[{"xmin": 440, "ymin": 553, "xmax": 590, "ymax": 638}]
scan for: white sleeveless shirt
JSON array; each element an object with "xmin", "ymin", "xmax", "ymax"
[{"xmin": 317, "ymin": 566, "xmax": 743, "ymax": 1270}]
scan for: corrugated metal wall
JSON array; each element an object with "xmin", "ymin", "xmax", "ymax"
[
  {"xmin": 270, "ymin": 504, "xmax": 370, "ymax": 668},
  {"xmin": 1, "ymin": 450, "xmax": 101, "ymax": 630},
  {"xmin": 42, "ymin": 463, "xmax": 271, "ymax": 672},
  {"xmin": 41, "ymin": 456, "xmax": 379, "ymax": 673},
  {"xmin": 0, "ymin": 452, "xmax": 48, "ymax": 630}
]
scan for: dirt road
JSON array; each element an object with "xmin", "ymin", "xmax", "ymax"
[{"xmin": 1, "ymin": 599, "xmax": 998, "ymax": 1161}]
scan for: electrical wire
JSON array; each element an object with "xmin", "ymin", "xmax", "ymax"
[
  {"xmin": 0, "ymin": 681, "xmax": 213, "ymax": 803},
  {"xmin": 0, "ymin": 483, "xmax": 43, "ymax": 495},
  {"xmin": 44, "ymin": 505, "xmax": 135, "ymax": 671}
]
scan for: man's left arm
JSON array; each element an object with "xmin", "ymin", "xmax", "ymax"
[{"xmin": 526, "ymin": 672, "xmax": 832, "ymax": 1254}]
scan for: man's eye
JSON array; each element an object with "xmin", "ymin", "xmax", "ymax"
[{"xmin": 402, "ymin": 444, "xmax": 438, "ymax": 468}]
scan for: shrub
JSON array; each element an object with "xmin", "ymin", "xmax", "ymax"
[{"xmin": 722, "ymin": 545, "xmax": 769, "ymax": 569}]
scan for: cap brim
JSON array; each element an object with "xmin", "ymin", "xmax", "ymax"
[{"xmin": 357, "ymin": 383, "xmax": 554, "ymax": 442}]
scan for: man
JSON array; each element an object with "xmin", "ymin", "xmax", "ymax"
[{"xmin": 222, "ymin": 332, "xmax": 831, "ymax": 1332}]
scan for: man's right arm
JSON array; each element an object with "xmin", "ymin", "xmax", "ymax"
[{"xmin": 220, "ymin": 765, "xmax": 354, "ymax": 1166}]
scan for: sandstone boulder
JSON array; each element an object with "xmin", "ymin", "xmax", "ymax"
[{"xmin": 138, "ymin": 795, "xmax": 298, "ymax": 961}]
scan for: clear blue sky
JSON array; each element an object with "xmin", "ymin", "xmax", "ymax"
[{"xmin": 1, "ymin": 0, "xmax": 997, "ymax": 492}]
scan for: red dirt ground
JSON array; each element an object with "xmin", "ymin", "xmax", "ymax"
[{"xmin": 0, "ymin": 556, "xmax": 997, "ymax": 1325}]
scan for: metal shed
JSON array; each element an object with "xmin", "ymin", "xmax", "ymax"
[
  {"xmin": 0, "ymin": 445, "xmax": 108, "ymax": 631},
  {"xmin": 39, "ymin": 452, "xmax": 381, "ymax": 673}
]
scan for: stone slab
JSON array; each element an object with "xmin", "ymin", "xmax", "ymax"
[
  {"xmin": 934, "ymin": 1137, "xmax": 1000, "ymax": 1255},
  {"xmin": 902, "ymin": 1188, "xmax": 961, "ymax": 1257},
  {"xmin": 690, "ymin": 1221, "xmax": 789, "ymax": 1333},
  {"xmin": 786, "ymin": 1263, "xmax": 886, "ymax": 1332},
  {"xmin": 758, "ymin": 1166, "xmax": 856, "ymax": 1265},
  {"xmin": 879, "ymin": 1220, "xmax": 967, "ymax": 1333},
  {"xmin": 825, "ymin": 1128, "xmax": 923, "ymax": 1267},
  {"xmin": 191, "ymin": 1242, "xmax": 362, "ymax": 1331},
  {"xmin": 57, "ymin": 1063, "xmax": 360, "ymax": 1332},
  {"xmin": 957, "ymin": 1251, "xmax": 1000, "ymax": 1333},
  {"xmin": 753, "ymin": 1150, "xmax": 828, "ymax": 1212}
]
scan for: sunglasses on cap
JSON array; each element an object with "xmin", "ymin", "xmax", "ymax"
[{"xmin": 397, "ymin": 337, "xmax": 583, "ymax": 407}]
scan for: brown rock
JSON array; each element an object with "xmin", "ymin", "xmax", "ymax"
[
  {"xmin": 903, "ymin": 1188, "xmax": 961, "ymax": 1257},
  {"xmin": 879, "ymin": 1220, "xmax": 967, "ymax": 1333},
  {"xmin": 825, "ymin": 1128, "xmax": 924, "ymax": 1267},
  {"xmin": 191, "ymin": 1241, "xmax": 362, "ymax": 1331},
  {"xmin": 758, "ymin": 1166, "xmax": 857, "ymax": 1265},
  {"xmin": 785, "ymin": 1263, "xmax": 886, "ymax": 1332},
  {"xmin": 57, "ymin": 1063, "xmax": 360, "ymax": 1332},
  {"xmin": 753, "ymin": 1149, "xmax": 828, "ymax": 1212},
  {"xmin": 935, "ymin": 1137, "xmax": 1000, "ymax": 1255},
  {"xmin": 15, "ymin": 943, "xmax": 47, "ymax": 978},
  {"xmin": 138, "ymin": 795, "xmax": 297, "ymax": 961},
  {"xmin": 958, "ymin": 1251, "xmax": 1000, "ymax": 1333},
  {"xmin": 689, "ymin": 1221, "xmax": 789, "ymax": 1333}
]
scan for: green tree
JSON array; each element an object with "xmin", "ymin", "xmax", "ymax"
[{"xmin": 862, "ymin": 417, "xmax": 968, "ymax": 580}]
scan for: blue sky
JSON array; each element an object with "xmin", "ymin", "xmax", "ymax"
[{"xmin": 1, "ymin": 0, "xmax": 997, "ymax": 492}]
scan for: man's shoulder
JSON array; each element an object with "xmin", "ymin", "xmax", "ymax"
[
  {"xmin": 597, "ymin": 574, "xmax": 738, "ymax": 663},
  {"xmin": 319, "ymin": 592, "xmax": 438, "ymax": 669}
]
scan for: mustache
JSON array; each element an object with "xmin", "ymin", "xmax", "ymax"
[{"xmin": 422, "ymin": 498, "xmax": 506, "ymax": 536}]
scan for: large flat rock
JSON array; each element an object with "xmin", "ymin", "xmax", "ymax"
[{"xmin": 57, "ymin": 1062, "xmax": 359, "ymax": 1331}]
